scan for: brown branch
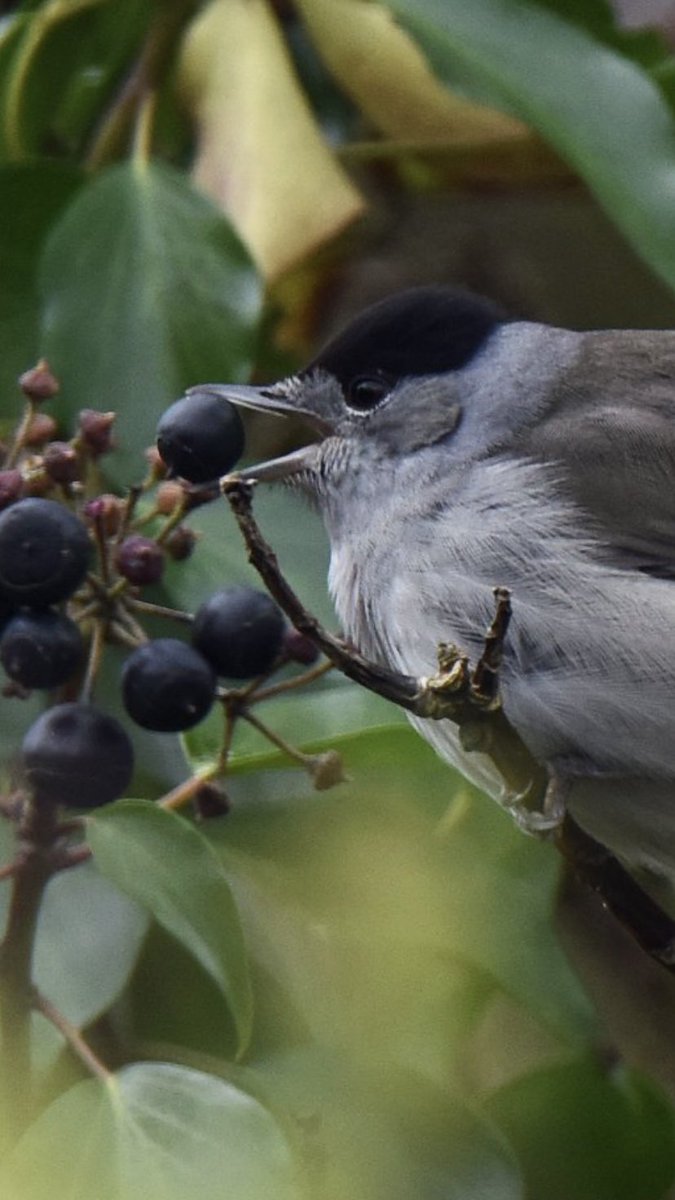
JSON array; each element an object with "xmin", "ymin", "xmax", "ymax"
[
  {"xmin": 0, "ymin": 798, "xmax": 58, "ymax": 1133},
  {"xmin": 222, "ymin": 478, "xmax": 547, "ymax": 803},
  {"xmin": 555, "ymin": 816, "xmax": 675, "ymax": 970}
]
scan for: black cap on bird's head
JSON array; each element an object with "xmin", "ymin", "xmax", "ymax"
[{"xmin": 191, "ymin": 286, "xmax": 509, "ymax": 481}]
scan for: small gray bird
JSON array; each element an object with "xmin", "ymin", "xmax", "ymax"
[{"xmin": 197, "ymin": 286, "xmax": 675, "ymax": 894}]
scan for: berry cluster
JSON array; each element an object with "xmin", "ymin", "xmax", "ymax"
[{"xmin": 0, "ymin": 375, "xmax": 321, "ymax": 814}]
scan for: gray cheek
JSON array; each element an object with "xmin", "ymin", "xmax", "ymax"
[{"xmin": 447, "ymin": 323, "xmax": 584, "ymax": 459}]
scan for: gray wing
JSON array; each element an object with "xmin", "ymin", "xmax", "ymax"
[{"xmin": 520, "ymin": 328, "xmax": 675, "ymax": 577}]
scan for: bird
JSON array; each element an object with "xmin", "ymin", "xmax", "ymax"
[{"xmin": 195, "ymin": 285, "xmax": 675, "ymax": 900}]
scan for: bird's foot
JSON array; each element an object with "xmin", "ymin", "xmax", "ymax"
[{"xmin": 502, "ymin": 775, "xmax": 568, "ymax": 837}]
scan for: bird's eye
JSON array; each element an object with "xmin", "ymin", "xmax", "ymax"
[{"xmin": 346, "ymin": 375, "xmax": 391, "ymax": 412}]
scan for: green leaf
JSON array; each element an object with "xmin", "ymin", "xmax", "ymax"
[
  {"xmin": 33, "ymin": 860, "xmax": 148, "ymax": 1027},
  {"xmin": 532, "ymin": 0, "xmax": 670, "ymax": 67},
  {"xmin": 391, "ymin": 0, "xmax": 675, "ymax": 294},
  {"xmin": 211, "ymin": 728, "xmax": 597, "ymax": 1059},
  {"xmin": 0, "ymin": 162, "xmax": 81, "ymax": 402},
  {"xmin": 484, "ymin": 1057, "xmax": 675, "ymax": 1200},
  {"xmin": 87, "ymin": 800, "xmax": 253, "ymax": 1054},
  {"xmin": 38, "ymin": 160, "xmax": 263, "ymax": 483},
  {"xmin": 0, "ymin": 1062, "xmax": 303, "ymax": 1200},
  {"xmin": 296, "ymin": 0, "xmax": 526, "ymax": 144},
  {"xmin": 435, "ymin": 776, "xmax": 599, "ymax": 1045},
  {"xmin": 0, "ymin": 0, "xmax": 124, "ymax": 160},
  {"xmin": 251, "ymin": 1048, "xmax": 523, "ymax": 1200},
  {"xmin": 1, "ymin": 819, "xmax": 148, "ymax": 1029}
]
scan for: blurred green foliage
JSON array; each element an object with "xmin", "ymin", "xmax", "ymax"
[{"xmin": 2, "ymin": 1, "xmax": 675, "ymax": 1197}]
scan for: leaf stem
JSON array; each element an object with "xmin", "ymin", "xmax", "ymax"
[
  {"xmin": 3, "ymin": 400, "xmax": 35, "ymax": 468},
  {"xmin": 240, "ymin": 708, "xmax": 314, "ymax": 770},
  {"xmin": 79, "ymin": 618, "xmax": 106, "ymax": 702},
  {"xmin": 251, "ymin": 658, "xmax": 333, "ymax": 704},
  {"xmin": 33, "ymin": 989, "xmax": 111, "ymax": 1082},
  {"xmin": 132, "ymin": 87, "xmax": 157, "ymax": 166},
  {"xmin": 127, "ymin": 597, "xmax": 194, "ymax": 625}
]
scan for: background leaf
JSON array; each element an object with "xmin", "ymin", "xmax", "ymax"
[
  {"xmin": 87, "ymin": 800, "xmax": 253, "ymax": 1054},
  {"xmin": 390, "ymin": 0, "xmax": 675, "ymax": 295},
  {"xmin": 178, "ymin": 0, "xmax": 364, "ymax": 279},
  {"xmin": 38, "ymin": 159, "xmax": 263, "ymax": 483},
  {"xmin": 0, "ymin": 163, "xmax": 80, "ymax": 401},
  {"xmin": 251, "ymin": 1048, "xmax": 524, "ymax": 1200},
  {"xmin": 484, "ymin": 1057, "xmax": 675, "ymax": 1200},
  {"xmin": 296, "ymin": 0, "xmax": 526, "ymax": 144}
]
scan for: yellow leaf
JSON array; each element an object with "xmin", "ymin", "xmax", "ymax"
[
  {"xmin": 295, "ymin": 0, "xmax": 528, "ymax": 144},
  {"xmin": 178, "ymin": 0, "xmax": 365, "ymax": 281}
]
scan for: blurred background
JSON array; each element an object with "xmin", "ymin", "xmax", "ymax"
[{"xmin": 3, "ymin": 1, "xmax": 675, "ymax": 1198}]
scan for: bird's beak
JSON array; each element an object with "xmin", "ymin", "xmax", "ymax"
[{"xmin": 189, "ymin": 382, "xmax": 326, "ymax": 484}]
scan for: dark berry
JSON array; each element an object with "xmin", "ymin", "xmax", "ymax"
[
  {"xmin": 78, "ymin": 410, "xmax": 115, "ymax": 456},
  {"xmin": 0, "ymin": 498, "xmax": 91, "ymax": 606},
  {"xmin": 43, "ymin": 441, "xmax": 81, "ymax": 484},
  {"xmin": 0, "ymin": 470, "xmax": 24, "ymax": 510},
  {"xmin": 192, "ymin": 586, "xmax": 285, "ymax": 679},
  {"xmin": 19, "ymin": 360, "xmax": 59, "ymax": 402},
  {"xmin": 0, "ymin": 611, "xmax": 84, "ymax": 689},
  {"xmin": 122, "ymin": 638, "xmax": 216, "ymax": 732},
  {"xmin": 115, "ymin": 536, "xmax": 165, "ymax": 586},
  {"xmin": 22, "ymin": 702, "xmax": 134, "ymax": 808},
  {"xmin": 156, "ymin": 392, "xmax": 245, "ymax": 483}
]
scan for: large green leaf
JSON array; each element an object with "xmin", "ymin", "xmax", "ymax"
[
  {"xmin": 0, "ymin": 163, "xmax": 81, "ymax": 403},
  {"xmin": 251, "ymin": 1048, "xmax": 523, "ymax": 1200},
  {"xmin": 0, "ymin": 818, "xmax": 147, "ymax": 1029},
  {"xmin": 392, "ymin": 0, "xmax": 675, "ymax": 294},
  {"xmin": 0, "ymin": 1062, "xmax": 303, "ymax": 1200},
  {"xmin": 33, "ymin": 859, "xmax": 148, "ymax": 1027},
  {"xmin": 38, "ymin": 160, "xmax": 263, "ymax": 483},
  {"xmin": 87, "ymin": 800, "xmax": 253, "ymax": 1054},
  {"xmin": 484, "ymin": 1056, "xmax": 675, "ymax": 1200},
  {"xmin": 208, "ymin": 728, "xmax": 597, "ymax": 1072}
]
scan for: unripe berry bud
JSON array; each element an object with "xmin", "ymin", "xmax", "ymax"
[
  {"xmin": 144, "ymin": 445, "xmax": 167, "ymax": 478},
  {"xmin": 0, "ymin": 470, "xmax": 24, "ymax": 510},
  {"xmin": 82, "ymin": 494, "xmax": 124, "ymax": 537},
  {"xmin": 283, "ymin": 628, "xmax": 320, "ymax": 666},
  {"xmin": 115, "ymin": 535, "xmax": 165, "ymax": 585},
  {"xmin": 164, "ymin": 526, "xmax": 197, "ymax": 562},
  {"xmin": 194, "ymin": 783, "xmax": 231, "ymax": 820},
  {"xmin": 156, "ymin": 481, "xmax": 184, "ymax": 515},
  {"xmin": 43, "ymin": 442, "xmax": 81, "ymax": 484},
  {"xmin": 19, "ymin": 360, "xmax": 60, "ymax": 402},
  {"xmin": 25, "ymin": 413, "xmax": 58, "ymax": 447},
  {"xmin": 78, "ymin": 410, "xmax": 116, "ymax": 456}
]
